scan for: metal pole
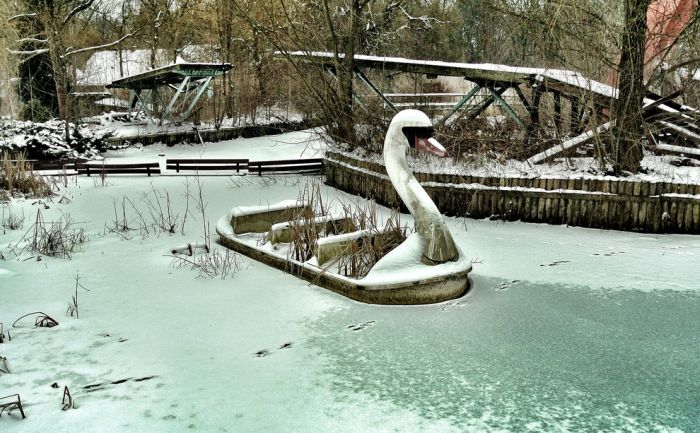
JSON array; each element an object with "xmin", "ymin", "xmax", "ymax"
[
  {"xmin": 180, "ymin": 77, "xmax": 213, "ymax": 122},
  {"xmin": 163, "ymin": 76, "xmax": 190, "ymax": 122},
  {"xmin": 355, "ymin": 70, "xmax": 398, "ymax": 113},
  {"xmin": 324, "ymin": 67, "xmax": 367, "ymax": 111},
  {"xmin": 487, "ymin": 86, "xmax": 526, "ymax": 129},
  {"xmin": 436, "ymin": 84, "xmax": 481, "ymax": 126}
]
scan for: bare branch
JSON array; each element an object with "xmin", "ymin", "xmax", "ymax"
[
  {"xmin": 63, "ymin": 0, "xmax": 95, "ymax": 24},
  {"xmin": 17, "ymin": 37, "xmax": 48, "ymax": 44},
  {"xmin": 62, "ymin": 31, "xmax": 137, "ymax": 57},
  {"xmin": 397, "ymin": 5, "xmax": 443, "ymax": 29},
  {"xmin": 8, "ymin": 12, "xmax": 37, "ymax": 21},
  {"xmin": 7, "ymin": 48, "xmax": 50, "ymax": 56}
]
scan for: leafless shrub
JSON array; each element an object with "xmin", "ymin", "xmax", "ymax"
[
  {"xmin": 192, "ymin": 177, "xmax": 210, "ymax": 252},
  {"xmin": 180, "ymin": 178, "xmax": 193, "ymax": 236},
  {"xmin": 15, "ymin": 209, "xmax": 87, "ymax": 258},
  {"xmin": 105, "ymin": 178, "xmax": 198, "ymax": 240},
  {"xmin": 0, "ymin": 152, "xmax": 53, "ymax": 198},
  {"xmin": 142, "ymin": 185, "xmax": 180, "ymax": 235},
  {"xmin": 228, "ymin": 176, "xmax": 254, "ymax": 189},
  {"xmin": 259, "ymin": 175, "xmax": 279, "ymax": 188},
  {"xmin": 12, "ymin": 311, "xmax": 58, "ymax": 328},
  {"xmin": 66, "ymin": 274, "xmax": 89, "ymax": 319},
  {"xmin": 169, "ymin": 249, "xmax": 245, "ymax": 279},
  {"xmin": 1, "ymin": 208, "xmax": 25, "ymax": 232},
  {"xmin": 104, "ymin": 195, "xmax": 151, "ymax": 239},
  {"xmin": 109, "ymin": 197, "xmax": 131, "ymax": 235},
  {"xmin": 282, "ymin": 176, "xmax": 306, "ymax": 187},
  {"xmin": 437, "ymin": 117, "xmax": 527, "ymax": 162}
]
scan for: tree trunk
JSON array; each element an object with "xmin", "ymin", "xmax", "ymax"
[
  {"xmin": 611, "ymin": 0, "xmax": 649, "ymax": 174},
  {"xmin": 334, "ymin": 1, "xmax": 364, "ymax": 146},
  {"xmin": 50, "ymin": 47, "xmax": 72, "ymax": 147}
]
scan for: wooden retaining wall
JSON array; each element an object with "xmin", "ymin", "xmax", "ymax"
[
  {"xmin": 324, "ymin": 151, "xmax": 700, "ymax": 234},
  {"xmin": 105, "ymin": 120, "xmax": 315, "ymax": 147}
]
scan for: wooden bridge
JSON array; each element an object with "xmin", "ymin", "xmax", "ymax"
[{"xmin": 276, "ymin": 51, "xmax": 700, "ymax": 163}]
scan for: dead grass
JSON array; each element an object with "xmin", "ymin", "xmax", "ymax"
[
  {"xmin": 284, "ymin": 181, "xmax": 408, "ymax": 278},
  {"xmin": 12, "ymin": 209, "xmax": 87, "ymax": 258},
  {"xmin": 1, "ymin": 208, "xmax": 25, "ymax": 233},
  {"xmin": 0, "ymin": 152, "xmax": 53, "ymax": 198},
  {"xmin": 169, "ymin": 249, "xmax": 245, "ymax": 279},
  {"xmin": 288, "ymin": 181, "xmax": 328, "ymax": 262},
  {"xmin": 332, "ymin": 205, "xmax": 407, "ymax": 278}
]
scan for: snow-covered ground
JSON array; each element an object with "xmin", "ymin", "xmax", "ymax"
[{"xmin": 1, "ymin": 131, "xmax": 699, "ymax": 432}]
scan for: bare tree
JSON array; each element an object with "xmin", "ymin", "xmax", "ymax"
[
  {"xmin": 8, "ymin": 0, "xmax": 135, "ymax": 143},
  {"xmin": 0, "ymin": 2, "xmax": 20, "ymax": 117},
  {"xmin": 610, "ymin": 0, "xmax": 650, "ymax": 174}
]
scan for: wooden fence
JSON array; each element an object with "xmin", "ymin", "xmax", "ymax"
[{"xmin": 324, "ymin": 151, "xmax": 700, "ymax": 234}]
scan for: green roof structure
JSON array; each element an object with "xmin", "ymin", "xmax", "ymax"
[{"xmin": 108, "ymin": 62, "xmax": 233, "ymax": 124}]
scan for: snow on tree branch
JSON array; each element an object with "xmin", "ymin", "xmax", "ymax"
[
  {"xmin": 17, "ymin": 37, "xmax": 48, "ymax": 44},
  {"xmin": 7, "ymin": 48, "xmax": 50, "ymax": 56},
  {"xmin": 398, "ymin": 6, "xmax": 443, "ymax": 29},
  {"xmin": 62, "ymin": 31, "xmax": 137, "ymax": 57},
  {"xmin": 63, "ymin": 0, "xmax": 96, "ymax": 24},
  {"xmin": 8, "ymin": 12, "xmax": 37, "ymax": 21}
]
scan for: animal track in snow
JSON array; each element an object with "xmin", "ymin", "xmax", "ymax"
[
  {"xmin": 253, "ymin": 349, "xmax": 270, "ymax": 358},
  {"xmin": 82, "ymin": 375, "xmax": 158, "ymax": 393},
  {"xmin": 440, "ymin": 300, "xmax": 468, "ymax": 311},
  {"xmin": 347, "ymin": 321, "xmax": 376, "ymax": 332},
  {"xmin": 493, "ymin": 280, "xmax": 521, "ymax": 291},
  {"xmin": 540, "ymin": 260, "xmax": 571, "ymax": 267},
  {"xmin": 253, "ymin": 342, "xmax": 295, "ymax": 358}
]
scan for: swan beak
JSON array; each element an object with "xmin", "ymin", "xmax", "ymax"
[{"xmin": 416, "ymin": 137, "xmax": 448, "ymax": 157}]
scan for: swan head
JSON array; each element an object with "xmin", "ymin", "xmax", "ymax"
[{"xmin": 384, "ymin": 109, "xmax": 447, "ymax": 158}]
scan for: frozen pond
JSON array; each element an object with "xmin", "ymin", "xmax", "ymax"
[{"xmin": 1, "ymin": 131, "xmax": 699, "ymax": 432}]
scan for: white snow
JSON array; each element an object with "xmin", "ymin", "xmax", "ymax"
[
  {"xmin": 77, "ymin": 48, "xmax": 219, "ymax": 86},
  {"xmin": 270, "ymin": 213, "xmax": 343, "ymax": 232},
  {"xmin": 360, "ymin": 233, "xmax": 472, "ymax": 286},
  {"xmin": 285, "ymin": 51, "xmax": 563, "ymax": 77},
  {"xmin": 1, "ymin": 131, "xmax": 699, "ymax": 432},
  {"xmin": 230, "ymin": 200, "xmax": 302, "ymax": 219},
  {"xmin": 315, "ymin": 228, "xmax": 374, "ymax": 246}
]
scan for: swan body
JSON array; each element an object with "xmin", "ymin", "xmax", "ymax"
[{"xmin": 383, "ymin": 110, "xmax": 459, "ymax": 264}]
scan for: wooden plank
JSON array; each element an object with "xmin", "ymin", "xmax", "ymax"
[
  {"xmin": 281, "ymin": 51, "xmax": 535, "ymax": 85},
  {"xmin": 76, "ymin": 162, "xmax": 159, "ymax": 168},
  {"xmin": 76, "ymin": 162, "xmax": 161, "ymax": 177},
  {"xmin": 166, "ymin": 164, "xmax": 248, "ymax": 171},
  {"xmin": 527, "ymin": 121, "xmax": 612, "ymax": 165},
  {"xmin": 166, "ymin": 158, "xmax": 248, "ymax": 164},
  {"xmin": 249, "ymin": 158, "xmax": 324, "ymax": 166},
  {"xmin": 249, "ymin": 166, "xmax": 323, "ymax": 174},
  {"xmin": 654, "ymin": 121, "xmax": 700, "ymax": 145},
  {"xmin": 77, "ymin": 168, "xmax": 162, "ymax": 175}
]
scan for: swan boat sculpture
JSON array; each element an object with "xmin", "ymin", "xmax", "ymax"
[{"xmin": 217, "ymin": 110, "xmax": 471, "ymax": 304}]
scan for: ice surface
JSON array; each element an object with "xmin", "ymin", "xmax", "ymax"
[{"xmin": 1, "ymin": 132, "xmax": 699, "ymax": 432}]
